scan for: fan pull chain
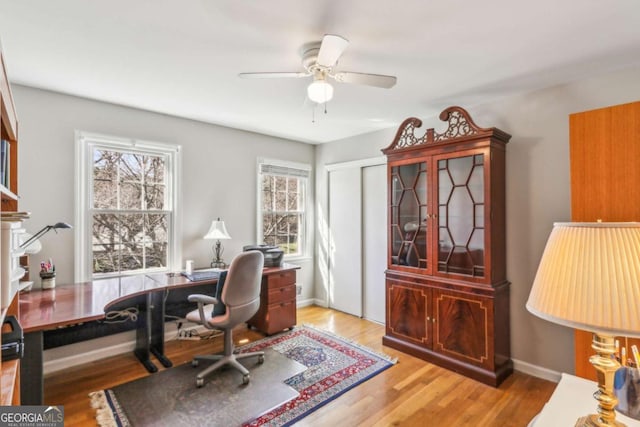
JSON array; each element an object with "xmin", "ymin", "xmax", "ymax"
[{"xmin": 310, "ymin": 102, "xmax": 328, "ymax": 123}]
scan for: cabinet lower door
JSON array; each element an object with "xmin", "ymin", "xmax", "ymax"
[
  {"xmin": 432, "ymin": 288, "xmax": 494, "ymax": 370},
  {"xmin": 385, "ymin": 278, "xmax": 431, "ymax": 347}
]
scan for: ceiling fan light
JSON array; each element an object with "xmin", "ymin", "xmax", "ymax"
[{"xmin": 307, "ymin": 80, "xmax": 334, "ymax": 103}]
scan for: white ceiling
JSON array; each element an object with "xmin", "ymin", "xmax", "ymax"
[{"xmin": 1, "ymin": 0, "xmax": 640, "ymax": 144}]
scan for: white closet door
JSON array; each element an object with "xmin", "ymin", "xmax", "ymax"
[
  {"xmin": 362, "ymin": 164, "xmax": 387, "ymax": 324},
  {"xmin": 328, "ymin": 168, "xmax": 362, "ymax": 316}
]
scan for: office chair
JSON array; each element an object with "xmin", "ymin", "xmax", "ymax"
[{"xmin": 186, "ymin": 250, "xmax": 265, "ymax": 387}]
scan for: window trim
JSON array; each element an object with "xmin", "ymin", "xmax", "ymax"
[
  {"xmin": 256, "ymin": 158, "xmax": 311, "ymax": 260},
  {"xmin": 75, "ymin": 131, "xmax": 182, "ymax": 281}
]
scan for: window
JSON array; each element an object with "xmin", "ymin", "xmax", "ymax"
[
  {"xmin": 257, "ymin": 159, "xmax": 310, "ymax": 258},
  {"xmin": 75, "ymin": 132, "xmax": 181, "ymax": 280}
]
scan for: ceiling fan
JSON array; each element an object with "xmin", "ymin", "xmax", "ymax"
[{"xmin": 239, "ymin": 34, "xmax": 397, "ymax": 104}]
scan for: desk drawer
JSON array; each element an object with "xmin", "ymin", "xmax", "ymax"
[
  {"xmin": 265, "ymin": 285, "xmax": 296, "ymax": 305},
  {"xmin": 265, "ymin": 300, "xmax": 296, "ymax": 334},
  {"xmin": 248, "ymin": 267, "xmax": 298, "ymax": 335},
  {"xmin": 266, "ymin": 271, "xmax": 296, "ymax": 288}
]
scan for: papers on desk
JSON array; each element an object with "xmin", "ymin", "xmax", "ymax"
[{"xmin": 181, "ymin": 268, "xmax": 223, "ymax": 282}]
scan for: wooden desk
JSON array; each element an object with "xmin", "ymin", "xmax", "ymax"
[
  {"xmin": 19, "ymin": 274, "xmax": 175, "ymax": 333},
  {"xmin": 19, "ymin": 264, "xmax": 299, "ymax": 405}
]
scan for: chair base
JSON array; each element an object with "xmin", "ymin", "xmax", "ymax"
[{"xmin": 192, "ymin": 350, "xmax": 265, "ymax": 387}]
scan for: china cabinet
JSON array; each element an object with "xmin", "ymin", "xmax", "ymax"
[{"xmin": 381, "ymin": 106, "xmax": 512, "ymax": 386}]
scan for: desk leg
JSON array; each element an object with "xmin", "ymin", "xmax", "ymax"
[
  {"xmin": 149, "ymin": 290, "xmax": 172, "ymax": 368},
  {"xmin": 134, "ymin": 293, "xmax": 158, "ymax": 373},
  {"xmin": 133, "ymin": 291, "xmax": 172, "ymax": 372},
  {"xmin": 21, "ymin": 331, "xmax": 44, "ymax": 405}
]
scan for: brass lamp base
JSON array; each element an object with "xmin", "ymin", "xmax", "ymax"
[
  {"xmin": 210, "ymin": 260, "xmax": 226, "ymax": 268},
  {"xmin": 210, "ymin": 240, "xmax": 226, "ymax": 268},
  {"xmin": 574, "ymin": 333, "xmax": 626, "ymax": 427},
  {"xmin": 575, "ymin": 415, "xmax": 625, "ymax": 427}
]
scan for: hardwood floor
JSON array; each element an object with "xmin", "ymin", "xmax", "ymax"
[{"xmin": 44, "ymin": 306, "xmax": 556, "ymax": 426}]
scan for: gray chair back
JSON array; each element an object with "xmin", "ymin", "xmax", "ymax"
[{"xmin": 220, "ymin": 251, "xmax": 264, "ymax": 325}]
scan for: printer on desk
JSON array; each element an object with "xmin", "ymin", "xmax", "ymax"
[{"xmin": 243, "ymin": 245, "xmax": 284, "ymax": 267}]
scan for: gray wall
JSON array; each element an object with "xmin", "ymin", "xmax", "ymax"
[
  {"xmin": 314, "ymin": 65, "xmax": 640, "ymax": 375},
  {"xmin": 13, "ymin": 85, "xmax": 315, "ymax": 303}
]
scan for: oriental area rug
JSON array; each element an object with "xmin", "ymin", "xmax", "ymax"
[{"xmin": 90, "ymin": 325, "xmax": 396, "ymax": 426}]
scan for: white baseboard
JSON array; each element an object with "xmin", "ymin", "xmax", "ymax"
[
  {"xmin": 44, "ymin": 323, "xmax": 186, "ymax": 375},
  {"xmin": 44, "ymin": 331, "xmax": 137, "ymax": 374},
  {"xmin": 512, "ymin": 357, "xmax": 561, "ymax": 383},
  {"xmin": 312, "ymin": 298, "xmax": 328, "ymax": 307},
  {"xmin": 296, "ymin": 298, "xmax": 315, "ymax": 308}
]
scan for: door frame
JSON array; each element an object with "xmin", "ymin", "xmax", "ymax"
[{"xmin": 325, "ymin": 156, "xmax": 387, "ymax": 316}]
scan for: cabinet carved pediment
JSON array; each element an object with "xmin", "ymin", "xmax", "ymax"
[{"xmin": 382, "ymin": 106, "xmax": 510, "ymax": 153}]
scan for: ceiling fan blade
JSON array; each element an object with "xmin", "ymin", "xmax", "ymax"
[
  {"xmin": 332, "ymin": 71, "xmax": 397, "ymax": 88},
  {"xmin": 238, "ymin": 72, "xmax": 310, "ymax": 79},
  {"xmin": 316, "ymin": 34, "xmax": 349, "ymax": 68}
]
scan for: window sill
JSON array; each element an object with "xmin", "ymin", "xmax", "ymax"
[
  {"xmin": 284, "ymin": 256, "xmax": 313, "ymax": 264},
  {"xmin": 93, "ymin": 269, "xmax": 170, "ymax": 281}
]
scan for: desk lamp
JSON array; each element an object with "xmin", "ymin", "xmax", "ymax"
[
  {"xmin": 204, "ymin": 218, "xmax": 231, "ymax": 268},
  {"xmin": 20, "ymin": 222, "xmax": 73, "ymax": 250},
  {"xmin": 527, "ymin": 222, "xmax": 640, "ymax": 427}
]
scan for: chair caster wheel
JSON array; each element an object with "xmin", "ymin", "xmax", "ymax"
[
  {"xmin": 192, "ymin": 360, "xmax": 199, "ymax": 367},
  {"xmin": 258, "ymin": 355, "xmax": 265, "ymax": 364},
  {"xmin": 243, "ymin": 374, "xmax": 250, "ymax": 385},
  {"xmin": 196, "ymin": 378, "xmax": 204, "ymax": 388}
]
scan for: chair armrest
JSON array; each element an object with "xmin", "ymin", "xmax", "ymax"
[
  {"xmin": 188, "ymin": 294, "xmax": 220, "ymax": 326},
  {"xmin": 188, "ymin": 294, "xmax": 218, "ymax": 305}
]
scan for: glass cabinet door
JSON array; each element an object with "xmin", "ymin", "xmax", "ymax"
[
  {"xmin": 436, "ymin": 153, "xmax": 485, "ymax": 277},
  {"xmin": 389, "ymin": 161, "xmax": 429, "ymax": 271}
]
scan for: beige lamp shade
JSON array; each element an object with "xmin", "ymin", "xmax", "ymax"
[
  {"xmin": 526, "ymin": 222, "xmax": 640, "ymax": 338},
  {"xmin": 203, "ymin": 218, "xmax": 231, "ymax": 240}
]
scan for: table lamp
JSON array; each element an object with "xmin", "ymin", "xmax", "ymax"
[
  {"xmin": 20, "ymin": 222, "xmax": 73, "ymax": 250},
  {"xmin": 527, "ymin": 222, "xmax": 640, "ymax": 427},
  {"xmin": 204, "ymin": 218, "xmax": 231, "ymax": 268}
]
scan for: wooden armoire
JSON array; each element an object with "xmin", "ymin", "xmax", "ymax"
[
  {"xmin": 381, "ymin": 106, "xmax": 513, "ymax": 386},
  {"xmin": 570, "ymin": 101, "xmax": 640, "ymax": 379}
]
